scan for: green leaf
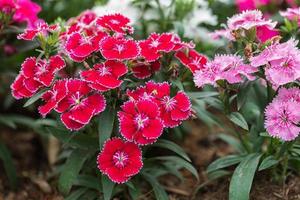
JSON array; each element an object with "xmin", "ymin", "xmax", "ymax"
[
  {"xmin": 151, "ymin": 156, "xmax": 198, "ymax": 180},
  {"xmin": 207, "ymin": 155, "xmax": 244, "ymax": 173},
  {"xmin": 187, "ymin": 91, "xmax": 218, "ymax": 99},
  {"xmin": 23, "ymin": 89, "xmax": 45, "ymax": 107},
  {"xmin": 74, "ymin": 175, "xmax": 102, "ymax": 191},
  {"xmin": 58, "ymin": 149, "xmax": 89, "ymax": 195},
  {"xmin": 0, "ymin": 142, "xmax": 18, "ymax": 189},
  {"xmin": 65, "ymin": 188, "xmax": 88, "ymax": 200},
  {"xmin": 0, "ymin": 115, "xmax": 16, "ymax": 129},
  {"xmin": 152, "ymin": 139, "xmax": 191, "ymax": 161},
  {"xmin": 102, "ymin": 175, "xmax": 115, "ymax": 200},
  {"xmin": 229, "ymin": 112, "xmax": 249, "ymax": 131},
  {"xmin": 218, "ymin": 134, "xmax": 245, "ymax": 153},
  {"xmin": 237, "ymin": 82, "xmax": 252, "ymax": 110},
  {"xmin": 258, "ymin": 156, "xmax": 279, "ymax": 171},
  {"xmin": 142, "ymin": 172, "xmax": 169, "ymax": 200},
  {"xmin": 229, "ymin": 153, "xmax": 262, "ymax": 200},
  {"xmin": 98, "ymin": 107, "xmax": 116, "ymax": 149}
]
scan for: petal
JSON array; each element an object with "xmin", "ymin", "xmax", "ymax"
[
  {"xmin": 136, "ymin": 100, "xmax": 159, "ymax": 118},
  {"xmin": 174, "ymin": 92, "xmax": 191, "ymax": 112},
  {"xmin": 61, "ymin": 112, "xmax": 85, "ymax": 130},
  {"xmin": 21, "ymin": 57, "xmax": 36, "ymax": 78},
  {"xmin": 142, "ymin": 119, "xmax": 163, "ymax": 139},
  {"xmin": 105, "ymin": 60, "xmax": 128, "ymax": 78}
]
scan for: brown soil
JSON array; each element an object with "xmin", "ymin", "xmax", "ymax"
[{"xmin": 0, "ymin": 121, "xmax": 300, "ymax": 200}]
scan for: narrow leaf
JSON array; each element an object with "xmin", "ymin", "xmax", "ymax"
[
  {"xmin": 65, "ymin": 188, "xmax": 88, "ymax": 200},
  {"xmin": 142, "ymin": 172, "xmax": 169, "ymax": 200},
  {"xmin": 207, "ymin": 155, "xmax": 244, "ymax": 173},
  {"xmin": 102, "ymin": 175, "xmax": 115, "ymax": 200},
  {"xmin": 218, "ymin": 134, "xmax": 245, "ymax": 153},
  {"xmin": 98, "ymin": 107, "xmax": 116, "ymax": 149},
  {"xmin": 229, "ymin": 112, "xmax": 249, "ymax": 130},
  {"xmin": 258, "ymin": 156, "xmax": 279, "ymax": 171},
  {"xmin": 74, "ymin": 175, "xmax": 102, "ymax": 191},
  {"xmin": 23, "ymin": 89, "xmax": 45, "ymax": 107}
]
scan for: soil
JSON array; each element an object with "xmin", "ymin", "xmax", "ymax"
[{"xmin": 0, "ymin": 121, "xmax": 299, "ymax": 200}]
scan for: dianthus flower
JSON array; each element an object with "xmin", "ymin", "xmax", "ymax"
[
  {"xmin": 118, "ymin": 99, "xmax": 164, "ymax": 145},
  {"xmin": 80, "ymin": 60, "xmax": 128, "ymax": 92},
  {"xmin": 96, "ymin": 13, "xmax": 134, "ymax": 34},
  {"xmin": 250, "ymin": 39, "xmax": 300, "ymax": 86},
  {"xmin": 175, "ymin": 49, "xmax": 208, "ymax": 73},
  {"xmin": 265, "ymin": 89, "xmax": 300, "ymax": 141},
  {"xmin": 17, "ymin": 22, "xmax": 58, "ymax": 40},
  {"xmin": 13, "ymin": 0, "xmax": 41, "ymax": 28},
  {"xmin": 193, "ymin": 54, "xmax": 256, "ymax": 87},
  {"xmin": 276, "ymin": 87, "xmax": 300, "ymax": 103},
  {"xmin": 131, "ymin": 60, "xmax": 160, "ymax": 79},
  {"xmin": 55, "ymin": 79, "xmax": 106, "ymax": 130},
  {"xmin": 280, "ymin": 7, "xmax": 300, "ymax": 25},
  {"xmin": 11, "ymin": 55, "xmax": 65, "ymax": 99},
  {"xmin": 97, "ymin": 138, "xmax": 143, "ymax": 183}
]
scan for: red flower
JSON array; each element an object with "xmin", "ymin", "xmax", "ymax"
[
  {"xmin": 131, "ymin": 60, "xmax": 160, "ymax": 79},
  {"xmin": 80, "ymin": 60, "xmax": 128, "ymax": 92},
  {"xmin": 38, "ymin": 80, "xmax": 68, "ymax": 117},
  {"xmin": 96, "ymin": 13, "xmax": 134, "ymax": 34},
  {"xmin": 17, "ymin": 22, "xmax": 58, "ymax": 40},
  {"xmin": 56, "ymin": 79, "xmax": 106, "ymax": 130},
  {"xmin": 65, "ymin": 32, "xmax": 107, "ymax": 62},
  {"xmin": 139, "ymin": 33, "xmax": 175, "ymax": 62},
  {"xmin": 172, "ymin": 34, "xmax": 195, "ymax": 51},
  {"xmin": 99, "ymin": 36, "xmax": 139, "ymax": 60},
  {"xmin": 175, "ymin": 49, "xmax": 208, "ymax": 73},
  {"xmin": 97, "ymin": 138, "xmax": 143, "ymax": 183},
  {"xmin": 118, "ymin": 100, "xmax": 164, "ymax": 145},
  {"xmin": 11, "ymin": 74, "xmax": 34, "ymax": 99}
]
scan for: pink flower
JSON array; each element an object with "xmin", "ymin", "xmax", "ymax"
[
  {"xmin": 280, "ymin": 7, "xmax": 300, "ymax": 25},
  {"xmin": 194, "ymin": 54, "xmax": 257, "ymax": 87},
  {"xmin": 139, "ymin": 33, "xmax": 175, "ymax": 62},
  {"xmin": 99, "ymin": 36, "xmax": 139, "ymax": 60},
  {"xmin": 250, "ymin": 39, "xmax": 300, "ymax": 86},
  {"xmin": 276, "ymin": 87, "xmax": 300, "ymax": 103},
  {"xmin": 97, "ymin": 138, "xmax": 143, "ymax": 183},
  {"xmin": 13, "ymin": 0, "xmax": 42, "ymax": 28},
  {"xmin": 96, "ymin": 13, "xmax": 134, "ymax": 34},
  {"xmin": 80, "ymin": 60, "xmax": 128, "ymax": 92},
  {"xmin": 0, "ymin": 0, "xmax": 16, "ymax": 14},
  {"xmin": 171, "ymin": 34, "xmax": 195, "ymax": 51},
  {"xmin": 235, "ymin": 0, "xmax": 271, "ymax": 12},
  {"xmin": 11, "ymin": 74, "xmax": 34, "ymax": 99},
  {"xmin": 265, "ymin": 90, "xmax": 300, "ymax": 141},
  {"xmin": 17, "ymin": 22, "xmax": 58, "ymax": 40},
  {"xmin": 175, "ymin": 49, "xmax": 208, "ymax": 73},
  {"xmin": 118, "ymin": 100, "xmax": 164, "ymax": 145},
  {"xmin": 131, "ymin": 60, "xmax": 161, "ymax": 79},
  {"xmin": 56, "ymin": 79, "xmax": 106, "ymax": 130}
]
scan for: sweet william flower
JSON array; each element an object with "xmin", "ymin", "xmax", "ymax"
[
  {"xmin": 99, "ymin": 36, "xmax": 139, "ymax": 60},
  {"xmin": 13, "ymin": 0, "xmax": 41, "ymax": 28},
  {"xmin": 96, "ymin": 13, "xmax": 134, "ymax": 34},
  {"xmin": 118, "ymin": 100, "xmax": 164, "ymax": 145},
  {"xmin": 17, "ymin": 22, "xmax": 58, "ymax": 40},
  {"xmin": 277, "ymin": 87, "xmax": 300, "ymax": 103},
  {"xmin": 80, "ymin": 60, "xmax": 128, "ymax": 92},
  {"xmin": 11, "ymin": 74, "xmax": 34, "ymax": 99},
  {"xmin": 97, "ymin": 138, "xmax": 143, "ymax": 183},
  {"xmin": 131, "ymin": 60, "xmax": 160, "ymax": 79},
  {"xmin": 280, "ymin": 7, "xmax": 300, "ymax": 25},
  {"xmin": 175, "ymin": 49, "xmax": 208, "ymax": 73}
]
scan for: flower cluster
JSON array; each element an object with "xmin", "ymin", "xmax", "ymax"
[
  {"xmin": 265, "ymin": 87, "xmax": 300, "ymax": 141},
  {"xmin": 12, "ymin": 11, "xmax": 195, "ymax": 183},
  {"xmin": 0, "ymin": 0, "xmax": 41, "ymax": 28},
  {"xmin": 211, "ymin": 10, "xmax": 278, "ymax": 42}
]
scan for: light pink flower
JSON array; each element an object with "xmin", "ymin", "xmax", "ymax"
[
  {"xmin": 280, "ymin": 7, "xmax": 300, "ymax": 25},
  {"xmin": 250, "ymin": 39, "xmax": 300, "ymax": 86},
  {"xmin": 276, "ymin": 87, "xmax": 300, "ymax": 103},
  {"xmin": 193, "ymin": 55, "xmax": 257, "ymax": 87}
]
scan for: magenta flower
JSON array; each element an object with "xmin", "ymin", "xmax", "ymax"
[
  {"xmin": 235, "ymin": 0, "xmax": 271, "ymax": 12},
  {"xmin": 250, "ymin": 39, "xmax": 300, "ymax": 86},
  {"xmin": 280, "ymin": 7, "xmax": 300, "ymax": 25},
  {"xmin": 193, "ymin": 54, "xmax": 257, "ymax": 87},
  {"xmin": 13, "ymin": 0, "xmax": 42, "ymax": 28}
]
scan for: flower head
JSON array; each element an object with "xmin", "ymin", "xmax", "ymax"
[
  {"xmin": 17, "ymin": 22, "xmax": 58, "ymax": 40},
  {"xmin": 13, "ymin": 0, "xmax": 42, "ymax": 28},
  {"xmin": 131, "ymin": 60, "xmax": 160, "ymax": 79},
  {"xmin": 97, "ymin": 138, "xmax": 143, "ymax": 183},
  {"xmin": 280, "ymin": 7, "xmax": 300, "ymax": 25},
  {"xmin": 175, "ymin": 49, "xmax": 208, "ymax": 73},
  {"xmin": 96, "ymin": 13, "xmax": 134, "ymax": 34}
]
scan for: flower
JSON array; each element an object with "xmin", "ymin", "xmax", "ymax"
[
  {"xmin": 139, "ymin": 33, "xmax": 175, "ymax": 62},
  {"xmin": 175, "ymin": 49, "xmax": 208, "ymax": 73},
  {"xmin": 80, "ymin": 60, "xmax": 128, "ymax": 92},
  {"xmin": 250, "ymin": 39, "xmax": 300, "ymax": 86},
  {"xmin": 56, "ymin": 79, "xmax": 106, "ymax": 130},
  {"xmin": 10, "ymin": 55, "xmax": 66, "ymax": 99},
  {"xmin": 280, "ymin": 7, "xmax": 300, "ymax": 25},
  {"xmin": 235, "ymin": 0, "xmax": 271, "ymax": 12},
  {"xmin": 13, "ymin": 0, "xmax": 42, "ymax": 28},
  {"xmin": 276, "ymin": 87, "xmax": 300, "ymax": 103},
  {"xmin": 97, "ymin": 138, "xmax": 143, "ymax": 183},
  {"xmin": 0, "ymin": 0, "xmax": 16, "ymax": 14},
  {"xmin": 265, "ymin": 94, "xmax": 300, "ymax": 141},
  {"xmin": 17, "ymin": 22, "xmax": 58, "ymax": 40},
  {"xmin": 131, "ymin": 60, "xmax": 160, "ymax": 79},
  {"xmin": 96, "ymin": 13, "xmax": 134, "ymax": 34},
  {"xmin": 118, "ymin": 100, "xmax": 164, "ymax": 145},
  {"xmin": 99, "ymin": 36, "xmax": 139, "ymax": 60},
  {"xmin": 194, "ymin": 54, "xmax": 256, "ymax": 87}
]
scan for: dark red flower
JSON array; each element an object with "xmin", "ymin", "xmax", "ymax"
[
  {"xmin": 118, "ymin": 100, "xmax": 164, "ymax": 145},
  {"xmin": 139, "ymin": 33, "xmax": 175, "ymax": 62},
  {"xmin": 97, "ymin": 138, "xmax": 143, "ymax": 183},
  {"xmin": 11, "ymin": 74, "xmax": 34, "ymax": 99},
  {"xmin": 99, "ymin": 36, "xmax": 139, "ymax": 60},
  {"xmin": 17, "ymin": 22, "xmax": 58, "ymax": 40},
  {"xmin": 55, "ymin": 79, "xmax": 106, "ymax": 130},
  {"xmin": 80, "ymin": 60, "xmax": 128, "ymax": 92},
  {"xmin": 96, "ymin": 13, "xmax": 134, "ymax": 34},
  {"xmin": 175, "ymin": 49, "xmax": 208, "ymax": 73},
  {"xmin": 131, "ymin": 60, "xmax": 160, "ymax": 79},
  {"xmin": 38, "ymin": 80, "xmax": 68, "ymax": 117}
]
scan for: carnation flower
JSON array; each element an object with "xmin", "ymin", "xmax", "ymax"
[
  {"xmin": 13, "ymin": 0, "xmax": 42, "ymax": 28},
  {"xmin": 17, "ymin": 22, "xmax": 58, "ymax": 40},
  {"xmin": 175, "ymin": 49, "xmax": 208, "ymax": 73},
  {"xmin": 131, "ymin": 60, "xmax": 160, "ymax": 79},
  {"xmin": 194, "ymin": 54, "xmax": 257, "ymax": 87},
  {"xmin": 250, "ymin": 39, "xmax": 300, "ymax": 86},
  {"xmin": 99, "ymin": 36, "xmax": 139, "ymax": 60},
  {"xmin": 265, "ymin": 98, "xmax": 300, "ymax": 141},
  {"xmin": 280, "ymin": 7, "xmax": 300, "ymax": 25},
  {"xmin": 56, "ymin": 79, "xmax": 106, "ymax": 130},
  {"xmin": 96, "ymin": 13, "xmax": 134, "ymax": 34},
  {"xmin": 118, "ymin": 100, "xmax": 164, "ymax": 145},
  {"xmin": 97, "ymin": 138, "xmax": 143, "ymax": 183},
  {"xmin": 80, "ymin": 60, "xmax": 128, "ymax": 92}
]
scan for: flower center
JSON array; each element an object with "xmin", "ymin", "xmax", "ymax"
[
  {"xmin": 135, "ymin": 114, "xmax": 149, "ymax": 129},
  {"xmin": 150, "ymin": 40, "xmax": 160, "ymax": 48},
  {"xmin": 98, "ymin": 66, "xmax": 111, "ymax": 76},
  {"xmin": 115, "ymin": 44, "xmax": 124, "ymax": 53},
  {"xmin": 163, "ymin": 96, "xmax": 176, "ymax": 111},
  {"xmin": 36, "ymin": 62, "xmax": 48, "ymax": 75},
  {"xmin": 110, "ymin": 19, "xmax": 120, "ymax": 25},
  {"xmin": 113, "ymin": 151, "xmax": 128, "ymax": 168}
]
